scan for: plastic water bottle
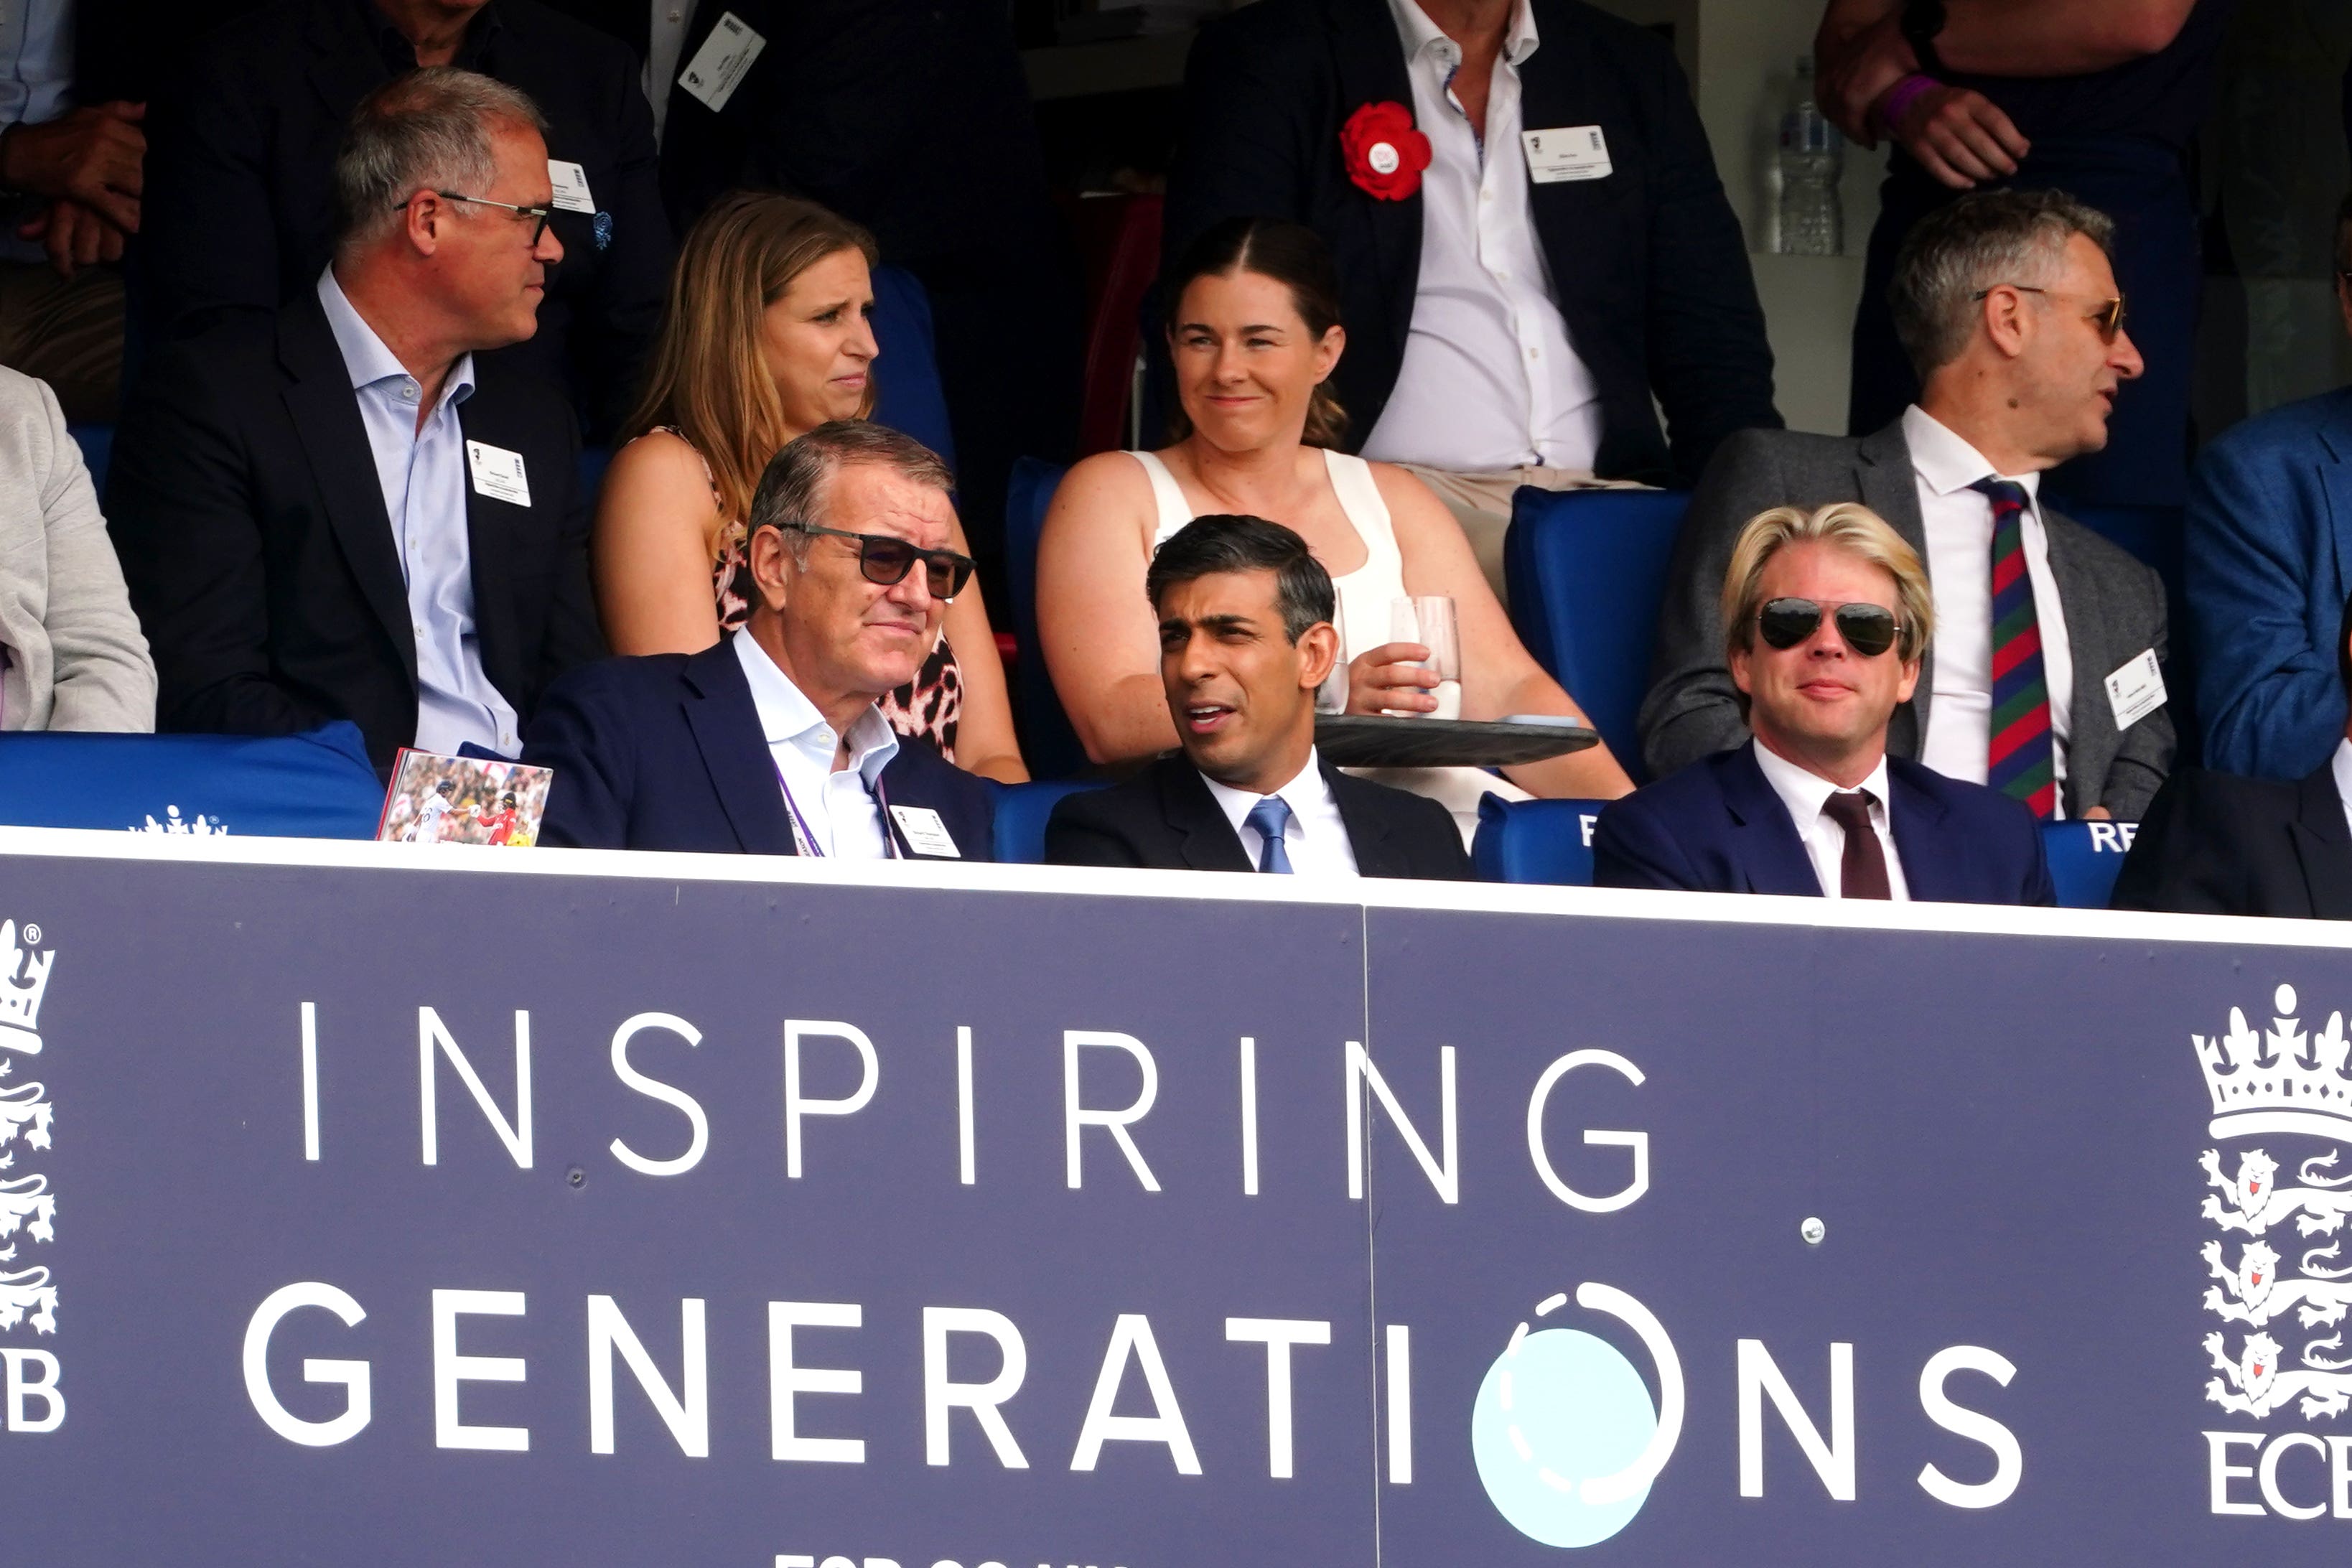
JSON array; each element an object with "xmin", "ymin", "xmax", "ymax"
[{"xmin": 1777, "ymin": 57, "xmax": 1844, "ymax": 256}]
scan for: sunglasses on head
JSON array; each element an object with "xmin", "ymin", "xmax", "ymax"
[
  {"xmin": 1757, "ymin": 597, "xmax": 1904, "ymax": 658},
  {"xmin": 1970, "ymin": 284, "xmax": 2127, "ymax": 342},
  {"xmin": 781, "ymin": 521, "xmax": 975, "ymax": 599}
]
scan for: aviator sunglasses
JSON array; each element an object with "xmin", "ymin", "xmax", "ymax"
[
  {"xmin": 782, "ymin": 521, "xmax": 976, "ymax": 599},
  {"xmin": 1969, "ymin": 284, "xmax": 2127, "ymax": 342},
  {"xmin": 1757, "ymin": 598, "xmax": 1903, "ymax": 658}
]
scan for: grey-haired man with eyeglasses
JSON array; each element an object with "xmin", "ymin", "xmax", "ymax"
[
  {"xmin": 106, "ymin": 67, "xmax": 602, "ymax": 773},
  {"xmin": 526, "ymin": 421, "xmax": 997, "ymax": 861}
]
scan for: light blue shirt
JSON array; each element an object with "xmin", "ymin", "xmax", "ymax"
[
  {"xmin": 316, "ymin": 267, "xmax": 520, "ymax": 757},
  {"xmin": 730, "ymin": 627, "xmax": 898, "ymax": 859},
  {"xmin": 0, "ymin": 0, "xmax": 72, "ymax": 133}
]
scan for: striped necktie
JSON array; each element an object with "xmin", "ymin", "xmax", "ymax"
[{"xmin": 1971, "ymin": 477, "xmax": 2056, "ymax": 818}]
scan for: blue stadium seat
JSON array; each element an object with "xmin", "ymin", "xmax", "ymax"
[
  {"xmin": 1503, "ymin": 488, "xmax": 1691, "ymax": 783},
  {"xmin": 1471, "ymin": 794, "xmax": 1610, "ymax": 885},
  {"xmin": 869, "ymin": 263, "xmax": 957, "ymax": 471},
  {"xmin": 2042, "ymin": 818, "xmax": 2138, "ymax": 910},
  {"xmin": 1005, "ymin": 457, "xmax": 1089, "ymax": 778},
  {"xmin": 0, "ymin": 722, "xmax": 383, "ymax": 839},
  {"xmin": 67, "ymin": 422, "xmax": 111, "ymax": 495},
  {"xmin": 991, "ymin": 778, "xmax": 1111, "ymax": 863}
]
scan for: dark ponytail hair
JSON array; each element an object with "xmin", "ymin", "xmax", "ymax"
[{"xmin": 1160, "ymin": 216, "xmax": 1349, "ymax": 449}]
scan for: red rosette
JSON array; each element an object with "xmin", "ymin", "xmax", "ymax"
[{"xmin": 1339, "ymin": 101, "xmax": 1432, "ymax": 202}]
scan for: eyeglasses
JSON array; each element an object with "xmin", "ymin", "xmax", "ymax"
[
  {"xmin": 1757, "ymin": 598, "xmax": 1904, "ymax": 658},
  {"xmin": 782, "ymin": 521, "xmax": 975, "ymax": 599},
  {"xmin": 394, "ymin": 190, "xmax": 555, "ymax": 246},
  {"xmin": 1970, "ymin": 284, "xmax": 2127, "ymax": 342}
]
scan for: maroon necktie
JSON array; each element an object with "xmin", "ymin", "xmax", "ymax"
[{"xmin": 1820, "ymin": 791, "xmax": 1891, "ymax": 900}]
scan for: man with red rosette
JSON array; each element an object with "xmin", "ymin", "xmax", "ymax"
[{"xmin": 1163, "ymin": 0, "xmax": 1781, "ymax": 594}]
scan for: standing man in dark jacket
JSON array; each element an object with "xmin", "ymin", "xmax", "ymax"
[
  {"xmin": 135, "ymin": 0, "xmax": 671, "ymax": 438},
  {"xmin": 106, "ymin": 70, "xmax": 603, "ymax": 772},
  {"xmin": 1163, "ymin": 0, "xmax": 1780, "ymax": 590}
]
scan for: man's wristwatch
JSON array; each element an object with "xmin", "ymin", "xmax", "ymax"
[{"xmin": 1900, "ymin": 0, "xmax": 1949, "ymax": 80}]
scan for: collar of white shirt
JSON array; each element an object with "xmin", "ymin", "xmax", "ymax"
[
  {"xmin": 1752, "ymin": 741, "xmax": 1893, "ymax": 838},
  {"xmin": 1901, "ymin": 404, "xmax": 2039, "ymax": 511},
  {"xmin": 317, "ymin": 266, "xmax": 475, "ymax": 414},
  {"xmin": 2333, "ymin": 738, "xmax": 2352, "ymax": 841},
  {"xmin": 1198, "ymin": 747, "xmax": 1360, "ymax": 876},
  {"xmin": 1386, "ymin": 0, "xmax": 1539, "ymax": 71},
  {"xmin": 730, "ymin": 627, "xmax": 899, "ymax": 788}
]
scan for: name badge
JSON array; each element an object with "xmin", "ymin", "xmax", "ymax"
[
  {"xmin": 1522, "ymin": 125, "xmax": 1612, "ymax": 183},
  {"xmin": 889, "ymin": 805, "xmax": 961, "ymax": 859},
  {"xmin": 546, "ymin": 159, "xmax": 594, "ymax": 215},
  {"xmin": 678, "ymin": 11, "xmax": 766, "ymax": 113},
  {"xmin": 465, "ymin": 441, "xmax": 531, "ymax": 508},
  {"xmin": 2104, "ymin": 648, "xmax": 2167, "ymax": 731}
]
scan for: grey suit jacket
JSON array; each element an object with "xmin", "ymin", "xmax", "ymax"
[
  {"xmin": 0, "ymin": 368, "xmax": 154, "ymax": 732},
  {"xmin": 1640, "ymin": 420, "xmax": 2173, "ymax": 818}
]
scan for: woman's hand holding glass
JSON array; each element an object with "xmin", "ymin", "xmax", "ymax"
[{"xmin": 1347, "ymin": 642, "xmax": 1440, "ymax": 715}]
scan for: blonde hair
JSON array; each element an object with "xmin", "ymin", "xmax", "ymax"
[
  {"xmin": 624, "ymin": 192, "xmax": 880, "ymax": 534},
  {"xmin": 1720, "ymin": 503, "xmax": 1934, "ymax": 666}
]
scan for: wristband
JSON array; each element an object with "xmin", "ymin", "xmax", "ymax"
[{"xmin": 1875, "ymin": 73, "xmax": 1938, "ymax": 135}]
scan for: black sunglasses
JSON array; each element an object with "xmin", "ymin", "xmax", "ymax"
[
  {"xmin": 1757, "ymin": 597, "xmax": 1903, "ymax": 658},
  {"xmin": 783, "ymin": 521, "xmax": 974, "ymax": 599}
]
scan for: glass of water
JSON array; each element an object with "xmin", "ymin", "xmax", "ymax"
[{"xmin": 1390, "ymin": 596, "xmax": 1462, "ymax": 719}]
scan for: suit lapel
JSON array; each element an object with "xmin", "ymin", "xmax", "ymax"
[
  {"xmin": 1327, "ymin": 0, "xmax": 1421, "ymax": 367},
  {"xmin": 1884, "ymin": 763, "xmax": 1957, "ymax": 903},
  {"xmin": 1720, "ymin": 745, "xmax": 1825, "ymax": 896},
  {"xmin": 2290, "ymin": 764, "xmax": 2352, "ymax": 920},
  {"xmin": 279, "ymin": 296, "xmax": 417, "ymax": 686},
  {"xmin": 2318, "ymin": 397, "xmax": 2352, "ymax": 615},
  {"xmin": 1157, "ymin": 760, "xmax": 1255, "ymax": 872},
  {"xmin": 1324, "ymin": 760, "xmax": 1399, "ymax": 876},
  {"xmin": 1854, "ymin": 419, "xmax": 1932, "ymax": 750},
  {"xmin": 681, "ymin": 643, "xmax": 798, "ymax": 856}
]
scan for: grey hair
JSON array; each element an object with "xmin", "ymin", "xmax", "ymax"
[
  {"xmin": 1887, "ymin": 189, "xmax": 2117, "ymax": 377},
  {"xmin": 332, "ymin": 67, "xmax": 549, "ymax": 257},
  {"xmin": 748, "ymin": 420, "xmax": 956, "ymax": 570}
]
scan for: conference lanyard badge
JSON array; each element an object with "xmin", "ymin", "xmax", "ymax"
[
  {"xmin": 888, "ymin": 806, "xmax": 961, "ymax": 859},
  {"xmin": 678, "ymin": 12, "xmax": 767, "ymax": 113},
  {"xmin": 1523, "ymin": 125, "xmax": 1613, "ymax": 183},
  {"xmin": 465, "ymin": 442, "xmax": 531, "ymax": 509}
]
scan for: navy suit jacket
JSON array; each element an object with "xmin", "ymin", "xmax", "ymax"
[
  {"xmin": 1161, "ymin": 0, "xmax": 1778, "ymax": 485},
  {"xmin": 1592, "ymin": 742, "xmax": 2055, "ymax": 905},
  {"xmin": 523, "ymin": 642, "xmax": 995, "ymax": 859},
  {"xmin": 2187, "ymin": 385, "xmax": 2352, "ymax": 780}
]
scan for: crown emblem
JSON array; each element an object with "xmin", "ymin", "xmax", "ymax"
[
  {"xmin": 0, "ymin": 920, "xmax": 52, "ymax": 1056},
  {"xmin": 2196, "ymin": 984, "xmax": 2352, "ymax": 1139}
]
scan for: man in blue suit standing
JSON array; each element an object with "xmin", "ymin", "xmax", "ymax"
[
  {"xmin": 2189, "ymin": 194, "xmax": 2352, "ymax": 780},
  {"xmin": 1597, "ymin": 501, "xmax": 2051, "ymax": 904},
  {"xmin": 526, "ymin": 421, "xmax": 994, "ymax": 859}
]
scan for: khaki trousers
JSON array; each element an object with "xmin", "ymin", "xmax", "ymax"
[
  {"xmin": 1393, "ymin": 462, "xmax": 1656, "ymax": 609},
  {"xmin": 0, "ymin": 261, "xmax": 126, "ymax": 424}
]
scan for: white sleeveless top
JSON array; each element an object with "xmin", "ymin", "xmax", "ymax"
[{"xmin": 1127, "ymin": 447, "xmax": 1528, "ymax": 843}]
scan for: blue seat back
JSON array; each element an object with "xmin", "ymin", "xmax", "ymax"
[
  {"xmin": 991, "ymin": 778, "xmax": 1111, "ymax": 864},
  {"xmin": 869, "ymin": 264, "xmax": 957, "ymax": 471},
  {"xmin": 67, "ymin": 422, "xmax": 111, "ymax": 495},
  {"xmin": 1471, "ymin": 794, "xmax": 1610, "ymax": 885},
  {"xmin": 0, "ymin": 722, "xmax": 383, "ymax": 839},
  {"xmin": 2041, "ymin": 818, "xmax": 2138, "ymax": 910},
  {"xmin": 1503, "ymin": 488, "xmax": 1691, "ymax": 783},
  {"xmin": 1006, "ymin": 457, "xmax": 1088, "ymax": 778}
]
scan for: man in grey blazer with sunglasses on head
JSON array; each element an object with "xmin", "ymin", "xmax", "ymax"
[{"xmin": 1643, "ymin": 187, "xmax": 2173, "ymax": 822}]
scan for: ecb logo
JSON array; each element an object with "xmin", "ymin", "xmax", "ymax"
[{"xmin": 1470, "ymin": 1284, "xmax": 1682, "ymax": 1547}]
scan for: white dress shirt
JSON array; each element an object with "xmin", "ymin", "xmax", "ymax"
[
  {"xmin": 732, "ymin": 627, "xmax": 898, "ymax": 859},
  {"xmin": 1751, "ymin": 742, "xmax": 1911, "ymax": 902},
  {"xmin": 1200, "ymin": 747, "xmax": 1361, "ymax": 877},
  {"xmin": 2333, "ymin": 739, "xmax": 2352, "ymax": 841},
  {"xmin": 1903, "ymin": 405, "xmax": 2076, "ymax": 815},
  {"xmin": 1358, "ymin": 0, "xmax": 1602, "ymax": 474},
  {"xmin": 317, "ymin": 268, "xmax": 521, "ymax": 758},
  {"xmin": 644, "ymin": 0, "xmax": 701, "ymax": 145}
]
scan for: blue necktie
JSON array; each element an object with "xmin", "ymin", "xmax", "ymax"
[{"xmin": 1244, "ymin": 797, "xmax": 1294, "ymax": 874}]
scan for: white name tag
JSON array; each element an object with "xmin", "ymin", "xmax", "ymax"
[
  {"xmin": 2104, "ymin": 648, "xmax": 2167, "ymax": 731},
  {"xmin": 1523, "ymin": 124, "xmax": 1613, "ymax": 183},
  {"xmin": 465, "ymin": 441, "xmax": 531, "ymax": 508},
  {"xmin": 546, "ymin": 159, "xmax": 594, "ymax": 215},
  {"xmin": 678, "ymin": 11, "xmax": 765, "ymax": 113},
  {"xmin": 889, "ymin": 804, "xmax": 961, "ymax": 859}
]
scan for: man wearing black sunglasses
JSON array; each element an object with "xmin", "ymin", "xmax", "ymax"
[
  {"xmin": 1646, "ymin": 188, "xmax": 2172, "ymax": 826},
  {"xmin": 528, "ymin": 421, "xmax": 995, "ymax": 860},
  {"xmin": 1597, "ymin": 503, "xmax": 2053, "ymax": 905}
]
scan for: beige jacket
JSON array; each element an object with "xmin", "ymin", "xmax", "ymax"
[{"xmin": 0, "ymin": 365, "xmax": 153, "ymax": 731}]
